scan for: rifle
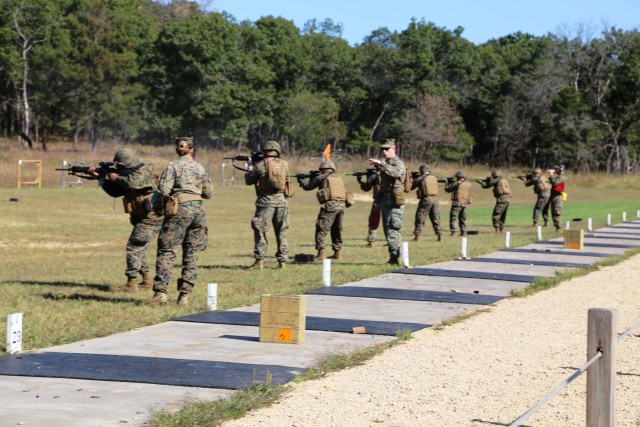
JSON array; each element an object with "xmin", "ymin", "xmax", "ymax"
[
  {"xmin": 474, "ymin": 177, "xmax": 493, "ymax": 185},
  {"xmin": 516, "ymin": 173, "xmax": 533, "ymax": 181},
  {"xmin": 438, "ymin": 177, "xmax": 455, "ymax": 185},
  {"xmin": 410, "ymin": 171, "xmax": 421, "ymax": 180},
  {"xmin": 222, "ymin": 152, "xmax": 264, "ymax": 171},
  {"xmin": 55, "ymin": 161, "xmax": 144, "ymax": 186},
  {"xmin": 290, "ymin": 170, "xmax": 320, "ymax": 182},
  {"xmin": 347, "ymin": 168, "xmax": 377, "ymax": 180}
]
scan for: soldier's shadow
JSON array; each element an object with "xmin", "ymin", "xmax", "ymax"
[
  {"xmin": 4, "ymin": 280, "xmax": 111, "ymax": 292},
  {"xmin": 41, "ymin": 292, "xmax": 144, "ymax": 305}
]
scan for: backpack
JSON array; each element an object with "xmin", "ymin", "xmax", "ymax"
[
  {"xmin": 265, "ymin": 158, "xmax": 287, "ymax": 192},
  {"xmin": 403, "ymin": 171, "xmax": 412, "ymax": 193}
]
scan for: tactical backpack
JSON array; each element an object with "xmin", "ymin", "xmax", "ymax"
[
  {"xmin": 265, "ymin": 158, "xmax": 287, "ymax": 192},
  {"xmin": 496, "ymin": 178, "xmax": 511, "ymax": 196}
]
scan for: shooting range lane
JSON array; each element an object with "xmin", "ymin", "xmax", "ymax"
[{"xmin": 2, "ymin": 220, "xmax": 640, "ymax": 426}]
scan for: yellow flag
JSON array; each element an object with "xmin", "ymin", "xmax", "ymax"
[{"xmin": 323, "ymin": 144, "xmax": 331, "ymax": 160}]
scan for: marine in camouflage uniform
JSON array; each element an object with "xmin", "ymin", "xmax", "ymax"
[
  {"xmin": 444, "ymin": 170, "xmax": 472, "ymax": 236},
  {"xmin": 369, "ymin": 139, "xmax": 406, "ymax": 265},
  {"xmin": 411, "ymin": 164, "xmax": 443, "ymax": 241},
  {"xmin": 244, "ymin": 141, "xmax": 290, "ymax": 270},
  {"xmin": 477, "ymin": 170, "xmax": 511, "ymax": 232},
  {"xmin": 148, "ymin": 137, "xmax": 213, "ymax": 306},
  {"xmin": 299, "ymin": 160, "xmax": 346, "ymax": 260},
  {"xmin": 546, "ymin": 165, "xmax": 567, "ymax": 232},
  {"xmin": 518, "ymin": 168, "xmax": 550, "ymax": 226},
  {"xmin": 357, "ymin": 168, "xmax": 381, "ymax": 247},
  {"xmin": 91, "ymin": 147, "xmax": 162, "ymax": 292}
]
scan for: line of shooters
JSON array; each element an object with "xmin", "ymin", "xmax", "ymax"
[{"xmin": 63, "ymin": 137, "xmax": 566, "ymax": 305}]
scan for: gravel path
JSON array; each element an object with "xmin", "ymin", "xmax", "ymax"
[{"xmin": 223, "ymin": 253, "xmax": 640, "ymax": 427}]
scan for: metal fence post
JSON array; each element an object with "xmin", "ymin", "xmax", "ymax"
[{"xmin": 586, "ymin": 308, "xmax": 617, "ymax": 427}]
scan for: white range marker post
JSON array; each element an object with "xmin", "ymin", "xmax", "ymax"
[
  {"xmin": 588, "ymin": 217, "xmax": 593, "ymax": 232},
  {"xmin": 505, "ymin": 231, "xmax": 511, "ymax": 248},
  {"xmin": 207, "ymin": 283, "xmax": 218, "ymax": 311},
  {"xmin": 401, "ymin": 241, "xmax": 410, "ymax": 268},
  {"xmin": 6, "ymin": 312, "xmax": 23, "ymax": 354},
  {"xmin": 537, "ymin": 225, "xmax": 542, "ymax": 241},
  {"xmin": 607, "ymin": 213, "xmax": 612, "ymax": 226},
  {"xmin": 565, "ymin": 220, "xmax": 570, "ymax": 230},
  {"xmin": 461, "ymin": 237, "xmax": 468, "ymax": 259},
  {"xmin": 622, "ymin": 211, "xmax": 627, "ymax": 222},
  {"xmin": 322, "ymin": 258, "xmax": 331, "ymax": 287},
  {"xmin": 637, "ymin": 210, "xmax": 640, "ymax": 219}
]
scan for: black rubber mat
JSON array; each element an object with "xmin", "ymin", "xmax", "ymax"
[
  {"xmin": 538, "ymin": 240, "xmax": 634, "ymax": 248},
  {"xmin": 306, "ymin": 286, "xmax": 504, "ymax": 305},
  {"xmin": 610, "ymin": 225, "xmax": 640, "ymax": 230},
  {"xmin": 584, "ymin": 234, "xmax": 640, "ymax": 241},
  {"xmin": 392, "ymin": 267, "xmax": 536, "ymax": 283},
  {"xmin": 462, "ymin": 257, "xmax": 591, "ymax": 268},
  {"xmin": 0, "ymin": 352, "xmax": 302, "ymax": 389},
  {"xmin": 501, "ymin": 248, "xmax": 610, "ymax": 258},
  {"xmin": 174, "ymin": 311, "xmax": 429, "ymax": 335},
  {"xmin": 592, "ymin": 230, "xmax": 640, "ymax": 236}
]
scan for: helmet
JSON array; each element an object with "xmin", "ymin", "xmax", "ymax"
[
  {"xmin": 533, "ymin": 168, "xmax": 542, "ymax": 174},
  {"xmin": 175, "ymin": 136, "xmax": 193, "ymax": 156},
  {"xmin": 113, "ymin": 147, "xmax": 140, "ymax": 168},
  {"xmin": 491, "ymin": 170, "xmax": 502, "ymax": 179},
  {"xmin": 319, "ymin": 160, "xmax": 336, "ymax": 171},
  {"xmin": 455, "ymin": 170, "xmax": 466, "ymax": 179},
  {"xmin": 419, "ymin": 164, "xmax": 431, "ymax": 174},
  {"xmin": 261, "ymin": 140, "xmax": 281, "ymax": 154}
]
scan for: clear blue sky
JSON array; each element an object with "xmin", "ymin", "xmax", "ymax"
[{"xmin": 210, "ymin": 0, "xmax": 638, "ymax": 45}]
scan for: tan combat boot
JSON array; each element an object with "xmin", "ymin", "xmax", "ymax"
[
  {"xmin": 116, "ymin": 277, "xmax": 140, "ymax": 293},
  {"xmin": 177, "ymin": 293, "xmax": 189, "ymax": 306},
  {"xmin": 460, "ymin": 231, "xmax": 467, "ymax": 236},
  {"xmin": 140, "ymin": 272, "xmax": 153, "ymax": 289},
  {"xmin": 437, "ymin": 234, "xmax": 442, "ymax": 242},
  {"xmin": 330, "ymin": 250, "xmax": 341, "ymax": 260},
  {"xmin": 366, "ymin": 241, "xmax": 374, "ymax": 248},
  {"xmin": 247, "ymin": 259, "xmax": 264, "ymax": 270},
  {"xmin": 146, "ymin": 292, "xmax": 167, "ymax": 305},
  {"xmin": 413, "ymin": 235, "xmax": 420, "ymax": 242},
  {"xmin": 315, "ymin": 249, "xmax": 326, "ymax": 260},
  {"xmin": 385, "ymin": 257, "xmax": 400, "ymax": 266},
  {"xmin": 278, "ymin": 261, "xmax": 287, "ymax": 269}
]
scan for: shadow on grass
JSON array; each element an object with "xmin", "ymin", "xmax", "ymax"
[
  {"xmin": 2, "ymin": 280, "xmax": 111, "ymax": 292},
  {"xmin": 41, "ymin": 292, "xmax": 144, "ymax": 305}
]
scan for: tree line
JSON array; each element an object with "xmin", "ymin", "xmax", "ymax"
[{"xmin": 1, "ymin": 0, "xmax": 639, "ymax": 173}]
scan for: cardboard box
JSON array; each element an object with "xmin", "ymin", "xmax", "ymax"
[
  {"xmin": 563, "ymin": 229, "xmax": 584, "ymax": 250},
  {"xmin": 259, "ymin": 295, "xmax": 306, "ymax": 344}
]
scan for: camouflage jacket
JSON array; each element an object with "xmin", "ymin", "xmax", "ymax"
[
  {"xmin": 376, "ymin": 156, "xmax": 406, "ymax": 199},
  {"xmin": 480, "ymin": 177, "xmax": 511, "ymax": 202},
  {"xmin": 549, "ymin": 174, "xmax": 566, "ymax": 196},
  {"xmin": 301, "ymin": 171, "xmax": 345, "ymax": 211},
  {"xmin": 112, "ymin": 165, "xmax": 157, "ymax": 197},
  {"xmin": 158, "ymin": 155, "xmax": 213, "ymax": 200},
  {"xmin": 524, "ymin": 175, "xmax": 550, "ymax": 196},
  {"xmin": 244, "ymin": 158, "xmax": 288, "ymax": 208},
  {"xmin": 359, "ymin": 171, "xmax": 380, "ymax": 199}
]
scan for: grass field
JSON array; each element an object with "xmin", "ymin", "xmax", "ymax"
[{"xmin": 1, "ymin": 138, "xmax": 640, "ymax": 352}]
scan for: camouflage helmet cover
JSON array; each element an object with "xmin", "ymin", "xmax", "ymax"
[
  {"xmin": 113, "ymin": 147, "xmax": 140, "ymax": 168},
  {"xmin": 319, "ymin": 160, "xmax": 336, "ymax": 171},
  {"xmin": 455, "ymin": 170, "xmax": 466, "ymax": 179},
  {"xmin": 380, "ymin": 138, "xmax": 396, "ymax": 149},
  {"xmin": 261, "ymin": 140, "xmax": 281, "ymax": 154},
  {"xmin": 491, "ymin": 170, "xmax": 502, "ymax": 178},
  {"xmin": 419, "ymin": 163, "xmax": 431, "ymax": 174}
]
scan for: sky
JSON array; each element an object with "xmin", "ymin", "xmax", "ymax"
[{"xmin": 211, "ymin": 0, "xmax": 638, "ymax": 45}]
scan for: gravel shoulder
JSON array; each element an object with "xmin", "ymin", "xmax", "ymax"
[{"xmin": 223, "ymin": 253, "xmax": 640, "ymax": 427}]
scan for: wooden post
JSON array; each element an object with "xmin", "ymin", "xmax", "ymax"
[{"xmin": 586, "ymin": 308, "xmax": 617, "ymax": 427}]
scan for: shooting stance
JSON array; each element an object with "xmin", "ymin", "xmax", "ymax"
[
  {"xmin": 244, "ymin": 140, "xmax": 292, "ymax": 270},
  {"xmin": 87, "ymin": 147, "xmax": 162, "ymax": 292},
  {"xmin": 477, "ymin": 170, "xmax": 511, "ymax": 232},
  {"xmin": 547, "ymin": 165, "xmax": 567, "ymax": 232},
  {"xmin": 411, "ymin": 164, "xmax": 443, "ymax": 241},
  {"xmin": 350, "ymin": 167, "xmax": 381, "ymax": 247},
  {"xmin": 369, "ymin": 139, "xmax": 406, "ymax": 266},
  {"xmin": 445, "ymin": 170, "xmax": 472, "ymax": 236},
  {"xmin": 147, "ymin": 137, "xmax": 212, "ymax": 305},
  {"xmin": 517, "ymin": 168, "xmax": 550, "ymax": 227},
  {"xmin": 299, "ymin": 160, "xmax": 347, "ymax": 260}
]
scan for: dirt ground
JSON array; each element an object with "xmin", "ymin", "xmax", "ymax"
[{"xmin": 223, "ymin": 253, "xmax": 640, "ymax": 427}]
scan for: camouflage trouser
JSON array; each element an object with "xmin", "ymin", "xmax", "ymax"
[
  {"xmin": 154, "ymin": 204, "xmax": 208, "ymax": 295},
  {"xmin": 315, "ymin": 206, "xmax": 344, "ymax": 251},
  {"xmin": 533, "ymin": 194, "xmax": 550, "ymax": 223},
  {"xmin": 449, "ymin": 204, "xmax": 468, "ymax": 233},
  {"xmin": 413, "ymin": 197, "xmax": 442, "ymax": 236},
  {"xmin": 367, "ymin": 203, "xmax": 381, "ymax": 243},
  {"xmin": 492, "ymin": 201, "xmax": 510, "ymax": 229},
  {"xmin": 126, "ymin": 213, "xmax": 162, "ymax": 279},
  {"xmin": 251, "ymin": 205, "xmax": 289, "ymax": 262},
  {"xmin": 381, "ymin": 197, "xmax": 404, "ymax": 259},
  {"xmin": 545, "ymin": 194, "xmax": 564, "ymax": 228}
]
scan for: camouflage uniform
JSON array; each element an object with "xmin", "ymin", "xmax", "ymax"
[
  {"xmin": 102, "ymin": 147, "xmax": 162, "ymax": 287},
  {"xmin": 411, "ymin": 165, "xmax": 443, "ymax": 239},
  {"xmin": 376, "ymin": 146, "xmax": 406, "ymax": 262},
  {"xmin": 300, "ymin": 163, "xmax": 346, "ymax": 256},
  {"xmin": 358, "ymin": 170, "xmax": 381, "ymax": 244},
  {"xmin": 547, "ymin": 168, "xmax": 567, "ymax": 230},
  {"xmin": 523, "ymin": 169, "xmax": 550, "ymax": 225},
  {"xmin": 244, "ymin": 150, "xmax": 290, "ymax": 264},
  {"xmin": 444, "ymin": 171, "xmax": 472, "ymax": 235},
  {"xmin": 478, "ymin": 171, "xmax": 511, "ymax": 231},
  {"xmin": 153, "ymin": 138, "xmax": 213, "ymax": 300}
]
